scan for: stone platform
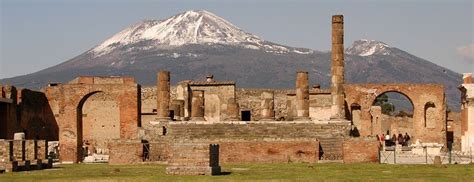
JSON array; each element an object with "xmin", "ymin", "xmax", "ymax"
[{"xmin": 166, "ymin": 143, "xmax": 220, "ymax": 175}]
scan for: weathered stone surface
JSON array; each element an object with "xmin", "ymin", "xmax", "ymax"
[
  {"xmin": 108, "ymin": 140, "xmax": 142, "ymax": 164},
  {"xmin": 166, "ymin": 143, "xmax": 220, "ymax": 175},
  {"xmin": 260, "ymin": 91, "xmax": 275, "ymax": 120},
  {"xmin": 344, "ymin": 84, "xmax": 446, "ymax": 145},
  {"xmin": 219, "ymin": 140, "xmax": 319, "ymax": 164},
  {"xmin": 190, "ymin": 90, "xmax": 205, "ymax": 121},
  {"xmin": 295, "ymin": 71, "xmax": 310, "ymax": 120},
  {"xmin": 44, "ymin": 76, "xmax": 140, "ymax": 163},
  {"xmin": 156, "ymin": 71, "xmax": 171, "ymax": 121},
  {"xmin": 331, "ymin": 15, "xmax": 346, "ymax": 120},
  {"xmin": 342, "ymin": 138, "xmax": 379, "ymax": 163}
]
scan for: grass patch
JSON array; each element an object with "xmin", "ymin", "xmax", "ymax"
[{"xmin": 0, "ymin": 163, "xmax": 473, "ymax": 181}]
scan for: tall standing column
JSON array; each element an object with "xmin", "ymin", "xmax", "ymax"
[
  {"xmin": 295, "ymin": 71, "xmax": 310, "ymax": 120},
  {"xmin": 156, "ymin": 71, "xmax": 171, "ymax": 121},
  {"xmin": 330, "ymin": 15, "xmax": 346, "ymax": 120},
  {"xmin": 260, "ymin": 91, "xmax": 275, "ymax": 121},
  {"xmin": 190, "ymin": 90, "xmax": 205, "ymax": 121}
]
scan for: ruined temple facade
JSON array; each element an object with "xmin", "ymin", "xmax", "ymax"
[{"xmin": 0, "ymin": 15, "xmax": 454, "ymax": 167}]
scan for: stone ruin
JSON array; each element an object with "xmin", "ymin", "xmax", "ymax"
[{"xmin": 1, "ymin": 14, "xmax": 471, "ymax": 174}]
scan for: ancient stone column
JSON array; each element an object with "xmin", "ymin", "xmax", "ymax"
[
  {"xmin": 190, "ymin": 90, "xmax": 205, "ymax": 121},
  {"xmin": 260, "ymin": 91, "xmax": 275, "ymax": 121},
  {"xmin": 330, "ymin": 14, "xmax": 346, "ymax": 120},
  {"xmin": 227, "ymin": 98, "xmax": 240, "ymax": 121},
  {"xmin": 295, "ymin": 71, "xmax": 310, "ymax": 120},
  {"xmin": 156, "ymin": 71, "xmax": 171, "ymax": 121}
]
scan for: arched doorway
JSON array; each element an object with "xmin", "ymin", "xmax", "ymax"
[
  {"xmin": 371, "ymin": 91, "xmax": 414, "ymax": 137},
  {"xmin": 77, "ymin": 91, "xmax": 120, "ymax": 162}
]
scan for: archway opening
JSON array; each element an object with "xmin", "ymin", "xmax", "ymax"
[
  {"xmin": 371, "ymin": 92, "xmax": 414, "ymax": 143},
  {"xmin": 77, "ymin": 91, "xmax": 120, "ymax": 163}
]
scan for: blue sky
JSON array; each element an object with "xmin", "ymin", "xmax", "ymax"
[{"xmin": 1, "ymin": 0, "xmax": 473, "ymax": 79}]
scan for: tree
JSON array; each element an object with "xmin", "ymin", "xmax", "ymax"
[{"xmin": 374, "ymin": 93, "xmax": 395, "ymax": 115}]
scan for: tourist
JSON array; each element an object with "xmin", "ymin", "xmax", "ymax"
[
  {"xmin": 392, "ymin": 134, "xmax": 397, "ymax": 146},
  {"xmin": 385, "ymin": 132, "xmax": 391, "ymax": 146},
  {"xmin": 404, "ymin": 133, "xmax": 411, "ymax": 146},
  {"xmin": 398, "ymin": 133, "xmax": 403, "ymax": 145}
]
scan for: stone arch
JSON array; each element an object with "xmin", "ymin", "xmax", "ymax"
[
  {"xmin": 50, "ymin": 79, "xmax": 140, "ymax": 163},
  {"xmin": 370, "ymin": 90, "xmax": 415, "ymax": 111},
  {"xmin": 80, "ymin": 91, "xmax": 121, "ymax": 158},
  {"xmin": 369, "ymin": 91, "xmax": 415, "ymax": 136},
  {"xmin": 76, "ymin": 91, "xmax": 103, "ymax": 162},
  {"xmin": 344, "ymin": 84, "xmax": 446, "ymax": 144}
]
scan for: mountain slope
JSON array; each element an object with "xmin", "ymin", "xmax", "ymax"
[{"xmin": 0, "ymin": 10, "xmax": 462, "ymax": 110}]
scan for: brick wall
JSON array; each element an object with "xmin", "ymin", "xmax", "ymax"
[
  {"xmin": 342, "ymin": 138, "xmax": 380, "ymax": 163},
  {"xmin": 166, "ymin": 143, "xmax": 220, "ymax": 175},
  {"xmin": 219, "ymin": 140, "xmax": 319, "ymax": 164},
  {"xmin": 108, "ymin": 140, "xmax": 142, "ymax": 164}
]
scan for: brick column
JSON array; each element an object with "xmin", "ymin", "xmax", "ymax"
[
  {"xmin": 295, "ymin": 71, "xmax": 310, "ymax": 120},
  {"xmin": 260, "ymin": 91, "xmax": 275, "ymax": 121},
  {"xmin": 156, "ymin": 71, "xmax": 171, "ymax": 121},
  {"xmin": 330, "ymin": 15, "xmax": 346, "ymax": 120},
  {"xmin": 190, "ymin": 90, "xmax": 205, "ymax": 121}
]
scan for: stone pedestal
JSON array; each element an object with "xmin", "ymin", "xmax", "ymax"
[
  {"xmin": 156, "ymin": 71, "xmax": 171, "ymax": 121},
  {"xmin": 295, "ymin": 71, "xmax": 310, "ymax": 120},
  {"xmin": 166, "ymin": 143, "xmax": 220, "ymax": 175},
  {"xmin": 190, "ymin": 90, "xmax": 205, "ymax": 121},
  {"xmin": 260, "ymin": 91, "xmax": 275, "ymax": 121},
  {"xmin": 330, "ymin": 15, "xmax": 346, "ymax": 120}
]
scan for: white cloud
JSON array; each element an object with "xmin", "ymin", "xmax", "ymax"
[{"xmin": 457, "ymin": 43, "xmax": 474, "ymax": 62}]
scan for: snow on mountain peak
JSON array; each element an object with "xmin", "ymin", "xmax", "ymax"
[
  {"xmin": 90, "ymin": 10, "xmax": 287, "ymax": 56},
  {"xmin": 346, "ymin": 39, "xmax": 392, "ymax": 56}
]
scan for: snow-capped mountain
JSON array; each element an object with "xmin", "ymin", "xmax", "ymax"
[
  {"xmin": 0, "ymin": 10, "xmax": 461, "ymax": 110},
  {"xmin": 346, "ymin": 39, "xmax": 392, "ymax": 56},
  {"xmin": 91, "ymin": 10, "xmax": 309, "ymax": 57}
]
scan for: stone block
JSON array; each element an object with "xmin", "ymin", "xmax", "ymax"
[
  {"xmin": 166, "ymin": 143, "xmax": 220, "ymax": 175},
  {"xmin": 342, "ymin": 138, "xmax": 380, "ymax": 163},
  {"xmin": 108, "ymin": 140, "xmax": 143, "ymax": 164}
]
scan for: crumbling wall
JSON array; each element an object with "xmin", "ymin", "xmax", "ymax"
[
  {"xmin": 82, "ymin": 92, "xmax": 120, "ymax": 154},
  {"xmin": 236, "ymin": 88, "xmax": 291, "ymax": 121},
  {"xmin": 342, "ymin": 138, "xmax": 380, "ymax": 163},
  {"xmin": 17, "ymin": 89, "xmax": 58, "ymax": 141},
  {"xmin": 190, "ymin": 84, "xmax": 235, "ymax": 122},
  {"xmin": 108, "ymin": 140, "xmax": 142, "ymax": 165},
  {"xmin": 447, "ymin": 112, "xmax": 461, "ymax": 151},
  {"xmin": 0, "ymin": 86, "xmax": 57, "ymax": 141},
  {"xmin": 344, "ymin": 84, "xmax": 446, "ymax": 145},
  {"xmin": 44, "ymin": 76, "xmax": 140, "ymax": 163},
  {"xmin": 219, "ymin": 140, "xmax": 319, "ymax": 164}
]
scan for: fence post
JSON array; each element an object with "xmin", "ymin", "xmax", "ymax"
[
  {"xmin": 394, "ymin": 146, "xmax": 396, "ymax": 164},
  {"xmin": 471, "ymin": 144, "xmax": 472, "ymax": 164},
  {"xmin": 425, "ymin": 146, "xmax": 428, "ymax": 164},
  {"xmin": 378, "ymin": 147, "xmax": 381, "ymax": 163},
  {"xmin": 449, "ymin": 147, "xmax": 452, "ymax": 164}
]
